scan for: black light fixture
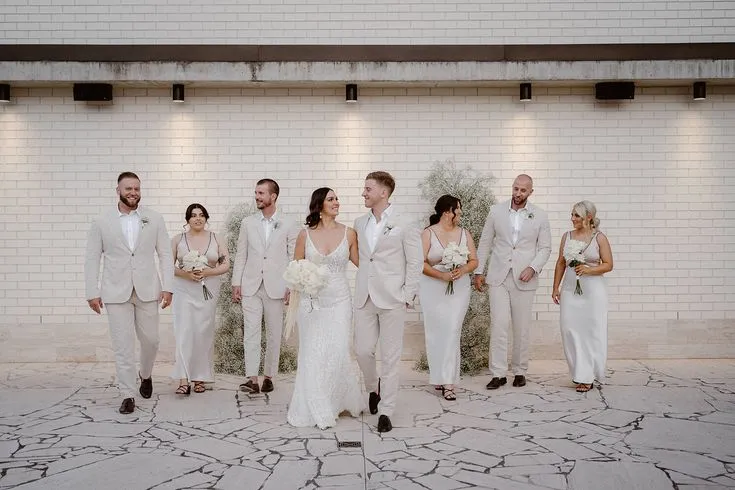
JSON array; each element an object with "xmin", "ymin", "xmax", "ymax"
[
  {"xmin": 0, "ymin": 84, "xmax": 10, "ymax": 103},
  {"xmin": 345, "ymin": 83, "xmax": 358, "ymax": 103},
  {"xmin": 173, "ymin": 84, "xmax": 185, "ymax": 103},
  {"xmin": 520, "ymin": 83, "xmax": 532, "ymax": 101},
  {"xmin": 693, "ymin": 81, "xmax": 706, "ymax": 101}
]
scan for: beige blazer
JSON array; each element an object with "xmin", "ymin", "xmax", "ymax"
[
  {"xmin": 354, "ymin": 209, "xmax": 423, "ymax": 310},
  {"xmin": 231, "ymin": 213, "xmax": 299, "ymax": 299},
  {"xmin": 475, "ymin": 200, "xmax": 551, "ymax": 291},
  {"xmin": 85, "ymin": 206, "xmax": 174, "ymax": 303}
]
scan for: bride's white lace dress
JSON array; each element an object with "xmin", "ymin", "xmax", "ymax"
[{"xmin": 286, "ymin": 228, "xmax": 366, "ymax": 429}]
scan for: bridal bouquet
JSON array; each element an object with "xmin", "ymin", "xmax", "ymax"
[
  {"xmin": 282, "ymin": 259, "xmax": 329, "ymax": 339},
  {"xmin": 179, "ymin": 250, "xmax": 214, "ymax": 300},
  {"xmin": 564, "ymin": 242, "xmax": 586, "ymax": 295},
  {"xmin": 441, "ymin": 242, "xmax": 470, "ymax": 295}
]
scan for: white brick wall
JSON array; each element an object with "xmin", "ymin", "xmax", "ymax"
[
  {"xmin": 1, "ymin": 85, "xmax": 734, "ymax": 330},
  {"xmin": 1, "ymin": 0, "xmax": 733, "ymax": 44}
]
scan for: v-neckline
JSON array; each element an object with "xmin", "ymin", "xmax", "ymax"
[
  {"xmin": 431, "ymin": 227, "xmax": 462, "ymax": 249},
  {"xmin": 307, "ymin": 227, "xmax": 346, "ymax": 257}
]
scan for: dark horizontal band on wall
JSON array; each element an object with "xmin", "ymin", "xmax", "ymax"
[{"xmin": 2, "ymin": 43, "xmax": 734, "ymax": 63}]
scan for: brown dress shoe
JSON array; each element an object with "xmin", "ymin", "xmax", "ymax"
[
  {"xmin": 119, "ymin": 398, "xmax": 135, "ymax": 414},
  {"xmin": 513, "ymin": 375, "xmax": 527, "ymax": 387},
  {"xmin": 377, "ymin": 415, "xmax": 392, "ymax": 433},
  {"xmin": 139, "ymin": 374, "xmax": 153, "ymax": 399},
  {"xmin": 261, "ymin": 378, "xmax": 274, "ymax": 393},
  {"xmin": 239, "ymin": 379, "xmax": 260, "ymax": 394},
  {"xmin": 486, "ymin": 377, "xmax": 507, "ymax": 390}
]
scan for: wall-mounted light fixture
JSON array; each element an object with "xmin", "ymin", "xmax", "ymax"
[
  {"xmin": 693, "ymin": 81, "xmax": 706, "ymax": 101},
  {"xmin": 173, "ymin": 84, "xmax": 185, "ymax": 103},
  {"xmin": 346, "ymin": 84, "xmax": 358, "ymax": 103},
  {"xmin": 520, "ymin": 83, "xmax": 532, "ymax": 102},
  {"xmin": 0, "ymin": 84, "xmax": 11, "ymax": 103}
]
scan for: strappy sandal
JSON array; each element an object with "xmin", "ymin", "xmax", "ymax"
[
  {"xmin": 176, "ymin": 384, "xmax": 191, "ymax": 395},
  {"xmin": 575, "ymin": 383, "xmax": 594, "ymax": 393},
  {"xmin": 441, "ymin": 387, "xmax": 457, "ymax": 401},
  {"xmin": 193, "ymin": 382, "xmax": 206, "ymax": 393}
]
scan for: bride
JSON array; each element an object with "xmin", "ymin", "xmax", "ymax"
[{"xmin": 286, "ymin": 187, "xmax": 366, "ymax": 429}]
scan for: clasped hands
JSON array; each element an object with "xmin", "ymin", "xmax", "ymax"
[{"xmin": 472, "ymin": 267, "xmax": 536, "ymax": 292}]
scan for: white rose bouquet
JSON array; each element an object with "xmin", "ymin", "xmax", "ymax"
[
  {"xmin": 179, "ymin": 250, "xmax": 214, "ymax": 300},
  {"xmin": 282, "ymin": 259, "xmax": 329, "ymax": 339},
  {"xmin": 441, "ymin": 242, "xmax": 470, "ymax": 295},
  {"xmin": 564, "ymin": 241, "xmax": 586, "ymax": 295}
]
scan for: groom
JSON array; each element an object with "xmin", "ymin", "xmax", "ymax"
[
  {"xmin": 84, "ymin": 172, "xmax": 174, "ymax": 414},
  {"xmin": 232, "ymin": 179, "xmax": 298, "ymax": 394},
  {"xmin": 354, "ymin": 171, "xmax": 422, "ymax": 433}
]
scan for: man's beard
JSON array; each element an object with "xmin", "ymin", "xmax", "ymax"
[
  {"xmin": 119, "ymin": 194, "xmax": 139, "ymax": 209},
  {"xmin": 513, "ymin": 196, "xmax": 528, "ymax": 207}
]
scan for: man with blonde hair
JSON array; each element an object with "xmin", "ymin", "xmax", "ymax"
[{"xmin": 354, "ymin": 171, "xmax": 423, "ymax": 432}]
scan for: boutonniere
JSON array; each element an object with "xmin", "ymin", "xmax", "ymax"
[
  {"xmin": 272, "ymin": 221, "xmax": 281, "ymax": 230},
  {"xmin": 527, "ymin": 213, "xmax": 534, "ymax": 220},
  {"xmin": 383, "ymin": 223, "xmax": 395, "ymax": 236},
  {"xmin": 141, "ymin": 217, "xmax": 150, "ymax": 228}
]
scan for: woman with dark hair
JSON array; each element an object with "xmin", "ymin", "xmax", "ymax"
[
  {"xmin": 287, "ymin": 188, "xmax": 365, "ymax": 429},
  {"xmin": 419, "ymin": 195, "xmax": 478, "ymax": 400},
  {"xmin": 171, "ymin": 203, "xmax": 230, "ymax": 395}
]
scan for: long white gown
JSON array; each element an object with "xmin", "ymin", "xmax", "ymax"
[
  {"xmin": 287, "ymin": 228, "xmax": 366, "ymax": 429},
  {"xmin": 560, "ymin": 232, "xmax": 608, "ymax": 384},
  {"xmin": 419, "ymin": 229, "xmax": 471, "ymax": 385},
  {"xmin": 171, "ymin": 232, "xmax": 221, "ymax": 382}
]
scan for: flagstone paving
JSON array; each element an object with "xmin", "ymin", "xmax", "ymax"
[{"xmin": 1, "ymin": 360, "xmax": 734, "ymax": 489}]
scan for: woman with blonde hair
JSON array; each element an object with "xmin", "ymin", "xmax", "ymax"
[{"xmin": 551, "ymin": 201, "xmax": 613, "ymax": 393}]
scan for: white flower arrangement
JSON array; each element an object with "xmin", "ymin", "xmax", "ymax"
[
  {"xmin": 282, "ymin": 259, "xmax": 329, "ymax": 339},
  {"xmin": 564, "ymin": 240, "xmax": 587, "ymax": 295},
  {"xmin": 283, "ymin": 259, "xmax": 328, "ymax": 297},
  {"xmin": 441, "ymin": 242, "xmax": 470, "ymax": 295},
  {"xmin": 180, "ymin": 250, "xmax": 214, "ymax": 300}
]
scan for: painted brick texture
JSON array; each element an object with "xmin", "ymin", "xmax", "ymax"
[
  {"xmin": 1, "ymin": 85, "xmax": 733, "ymax": 328},
  {"xmin": 1, "ymin": 0, "xmax": 734, "ymax": 44}
]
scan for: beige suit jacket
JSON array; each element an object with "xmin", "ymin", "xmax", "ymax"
[
  {"xmin": 231, "ymin": 213, "xmax": 299, "ymax": 299},
  {"xmin": 84, "ymin": 206, "xmax": 174, "ymax": 303},
  {"xmin": 354, "ymin": 209, "xmax": 423, "ymax": 310},
  {"xmin": 475, "ymin": 200, "xmax": 551, "ymax": 291}
]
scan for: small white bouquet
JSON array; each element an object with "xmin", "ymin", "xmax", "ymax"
[
  {"xmin": 564, "ymin": 241, "xmax": 586, "ymax": 295},
  {"xmin": 282, "ymin": 259, "xmax": 329, "ymax": 339},
  {"xmin": 179, "ymin": 250, "xmax": 214, "ymax": 300},
  {"xmin": 441, "ymin": 242, "xmax": 470, "ymax": 295}
]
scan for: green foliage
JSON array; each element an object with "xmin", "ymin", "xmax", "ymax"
[
  {"xmin": 416, "ymin": 159, "xmax": 497, "ymax": 376},
  {"xmin": 214, "ymin": 202, "xmax": 297, "ymax": 375}
]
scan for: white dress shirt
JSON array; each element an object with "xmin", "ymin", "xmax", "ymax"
[
  {"xmin": 365, "ymin": 204, "xmax": 394, "ymax": 253},
  {"xmin": 118, "ymin": 208, "xmax": 141, "ymax": 250},
  {"xmin": 261, "ymin": 211, "xmax": 278, "ymax": 243},
  {"xmin": 509, "ymin": 202, "xmax": 529, "ymax": 246}
]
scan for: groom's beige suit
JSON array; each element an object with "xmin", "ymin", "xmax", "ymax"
[
  {"xmin": 354, "ymin": 205, "xmax": 423, "ymax": 417},
  {"xmin": 84, "ymin": 205, "xmax": 173, "ymax": 398},
  {"xmin": 476, "ymin": 200, "xmax": 551, "ymax": 378},
  {"xmin": 232, "ymin": 211, "xmax": 299, "ymax": 378}
]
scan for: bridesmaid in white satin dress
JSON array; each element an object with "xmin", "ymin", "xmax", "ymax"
[
  {"xmin": 171, "ymin": 204, "xmax": 230, "ymax": 395},
  {"xmin": 419, "ymin": 195, "xmax": 478, "ymax": 401},
  {"xmin": 551, "ymin": 201, "xmax": 614, "ymax": 393}
]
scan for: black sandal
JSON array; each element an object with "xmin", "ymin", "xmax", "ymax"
[
  {"xmin": 441, "ymin": 387, "xmax": 457, "ymax": 401},
  {"xmin": 576, "ymin": 383, "xmax": 594, "ymax": 393},
  {"xmin": 176, "ymin": 384, "xmax": 191, "ymax": 395},
  {"xmin": 193, "ymin": 382, "xmax": 206, "ymax": 393}
]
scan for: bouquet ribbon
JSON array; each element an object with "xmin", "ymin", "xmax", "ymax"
[{"xmin": 283, "ymin": 290, "xmax": 300, "ymax": 340}]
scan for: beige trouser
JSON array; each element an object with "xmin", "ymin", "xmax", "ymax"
[
  {"xmin": 354, "ymin": 297, "xmax": 406, "ymax": 417},
  {"xmin": 489, "ymin": 271, "xmax": 536, "ymax": 378},
  {"xmin": 105, "ymin": 289, "xmax": 160, "ymax": 398},
  {"xmin": 242, "ymin": 284, "xmax": 284, "ymax": 377}
]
